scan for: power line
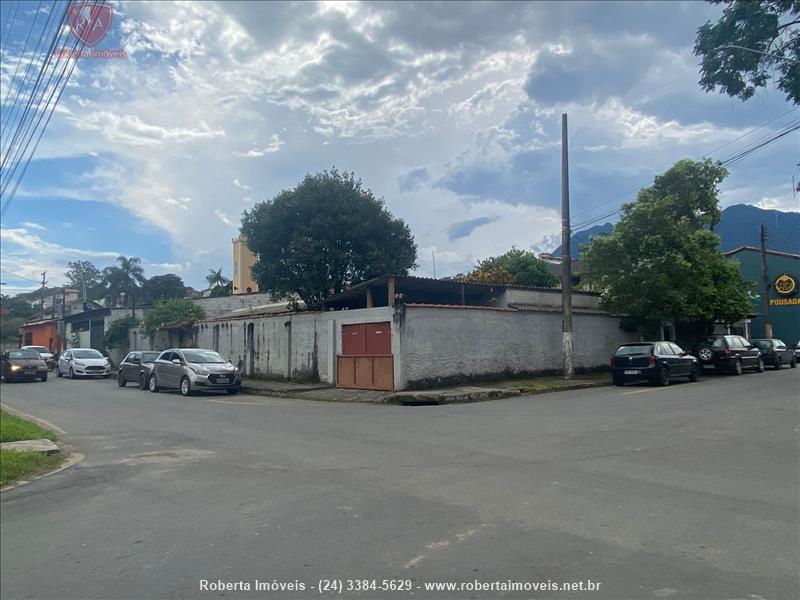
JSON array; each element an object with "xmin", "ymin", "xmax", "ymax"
[
  {"xmin": 0, "ymin": 0, "xmax": 21, "ymax": 60},
  {"xmin": 568, "ymin": 107, "xmax": 800, "ymax": 228},
  {"xmin": 0, "ymin": 267, "xmax": 43, "ymax": 283},
  {"xmin": 569, "ymin": 118, "xmax": 800, "ymax": 234}
]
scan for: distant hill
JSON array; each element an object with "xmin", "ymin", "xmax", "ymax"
[{"xmin": 552, "ymin": 204, "xmax": 800, "ymax": 257}]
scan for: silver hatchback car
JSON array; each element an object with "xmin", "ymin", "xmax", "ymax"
[{"xmin": 148, "ymin": 348, "xmax": 241, "ymax": 396}]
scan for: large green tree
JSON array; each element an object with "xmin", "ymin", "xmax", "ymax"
[
  {"xmin": 140, "ymin": 299, "xmax": 205, "ymax": 338},
  {"xmin": 241, "ymin": 169, "xmax": 417, "ymax": 307},
  {"xmin": 695, "ymin": 0, "xmax": 800, "ymax": 105},
  {"xmin": 582, "ymin": 159, "xmax": 752, "ymax": 336},
  {"xmin": 143, "ymin": 274, "xmax": 187, "ymax": 303},
  {"xmin": 65, "ymin": 260, "xmax": 104, "ymax": 300},
  {"xmin": 466, "ymin": 248, "xmax": 557, "ymax": 287}
]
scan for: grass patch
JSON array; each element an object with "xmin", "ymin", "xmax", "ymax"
[
  {"xmin": 487, "ymin": 372, "xmax": 610, "ymax": 395},
  {"xmin": 0, "ymin": 450, "xmax": 62, "ymax": 487},
  {"xmin": 0, "ymin": 410, "xmax": 57, "ymax": 443},
  {"xmin": 1, "ymin": 410, "xmax": 61, "ymax": 486}
]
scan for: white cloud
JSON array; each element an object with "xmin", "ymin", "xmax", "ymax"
[
  {"xmin": 234, "ymin": 134, "xmax": 284, "ymax": 157},
  {"xmin": 213, "ymin": 209, "xmax": 236, "ymax": 227},
  {"xmin": 20, "ymin": 221, "xmax": 47, "ymax": 231},
  {"xmin": 232, "ymin": 178, "xmax": 251, "ymax": 190}
]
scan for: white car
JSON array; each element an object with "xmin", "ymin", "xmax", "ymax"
[
  {"xmin": 21, "ymin": 345, "xmax": 55, "ymax": 369},
  {"xmin": 57, "ymin": 348, "xmax": 112, "ymax": 379}
]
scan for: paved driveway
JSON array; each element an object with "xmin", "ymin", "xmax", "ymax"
[{"xmin": 1, "ymin": 369, "xmax": 798, "ymax": 599}]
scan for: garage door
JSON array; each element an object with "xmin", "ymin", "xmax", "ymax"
[{"xmin": 337, "ymin": 322, "xmax": 393, "ymax": 391}]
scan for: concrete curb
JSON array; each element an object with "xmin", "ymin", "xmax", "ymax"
[{"xmin": 386, "ymin": 388, "xmax": 522, "ymax": 406}]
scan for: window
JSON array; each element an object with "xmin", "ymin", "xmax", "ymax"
[
  {"xmin": 8, "ymin": 350, "xmax": 40, "ymax": 359},
  {"xmin": 181, "ymin": 350, "xmax": 226, "ymax": 364},
  {"xmin": 737, "ymin": 337, "xmax": 752, "ymax": 348},
  {"xmin": 73, "ymin": 349, "xmax": 103, "ymax": 359},
  {"xmin": 615, "ymin": 344, "xmax": 653, "ymax": 356},
  {"xmin": 141, "ymin": 352, "xmax": 159, "ymax": 363},
  {"xmin": 132, "ymin": 355, "xmax": 142, "ymax": 365},
  {"xmin": 669, "ymin": 343, "xmax": 685, "ymax": 355},
  {"xmin": 157, "ymin": 351, "xmax": 173, "ymax": 362}
]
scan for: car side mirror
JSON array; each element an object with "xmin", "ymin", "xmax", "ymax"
[{"xmin": 171, "ymin": 359, "xmax": 182, "ymax": 365}]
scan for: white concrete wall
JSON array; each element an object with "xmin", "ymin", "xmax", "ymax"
[
  {"xmin": 395, "ymin": 305, "xmax": 637, "ymax": 389},
  {"xmin": 194, "ymin": 293, "xmax": 275, "ymax": 318},
  {"xmin": 504, "ymin": 288, "xmax": 601, "ymax": 310},
  {"xmin": 195, "ymin": 307, "xmax": 395, "ymax": 384}
]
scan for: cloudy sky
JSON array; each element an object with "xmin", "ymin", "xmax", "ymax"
[{"xmin": 1, "ymin": 0, "xmax": 797, "ymax": 294}]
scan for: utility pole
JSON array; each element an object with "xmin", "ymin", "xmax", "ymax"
[
  {"xmin": 561, "ymin": 113, "xmax": 574, "ymax": 379},
  {"xmin": 432, "ymin": 250, "xmax": 437, "ymax": 279},
  {"xmin": 40, "ymin": 271, "xmax": 47, "ymax": 316},
  {"xmin": 759, "ymin": 225, "xmax": 773, "ymax": 339}
]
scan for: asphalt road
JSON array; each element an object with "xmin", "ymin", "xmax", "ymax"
[{"xmin": 1, "ymin": 369, "xmax": 798, "ymax": 600}]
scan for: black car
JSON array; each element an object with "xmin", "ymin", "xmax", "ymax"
[
  {"xmin": 751, "ymin": 339, "xmax": 797, "ymax": 370},
  {"xmin": 1, "ymin": 349, "xmax": 49, "ymax": 382},
  {"xmin": 118, "ymin": 351, "xmax": 161, "ymax": 389},
  {"xmin": 692, "ymin": 334, "xmax": 764, "ymax": 374},
  {"xmin": 610, "ymin": 341, "xmax": 699, "ymax": 387}
]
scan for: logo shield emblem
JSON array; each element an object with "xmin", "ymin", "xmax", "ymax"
[{"xmin": 68, "ymin": 3, "xmax": 112, "ymax": 47}]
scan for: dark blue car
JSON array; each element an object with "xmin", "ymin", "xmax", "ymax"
[{"xmin": 611, "ymin": 342, "xmax": 700, "ymax": 387}]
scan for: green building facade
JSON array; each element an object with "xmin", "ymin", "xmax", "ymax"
[{"xmin": 724, "ymin": 247, "xmax": 800, "ymax": 344}]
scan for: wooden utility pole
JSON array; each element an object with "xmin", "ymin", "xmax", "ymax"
[
  {"xmin": 759, "ymin": 225, "xmax": 773, "ymax": 339},
  {"xmin": 561, "ymin": 113, "xmax": 574, "ymax": 378},
  {"xmin": 40, "ymin": 271, "xmax": 47, "ymax": 316}
]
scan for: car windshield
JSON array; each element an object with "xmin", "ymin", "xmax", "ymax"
[
  {"xmin": 141, "ymin": 352, "xmax": 159, "ymax": 363},
  {"xmin": 182, "ymin": 350, "xmax": 226, "ymax": 364},
  {"xmin": 27, "ymin": 346, "xmax": 49, "ymax": 353},
  {"xmin": 73, "ymin": 350, "xmax": 104, "ymax": 359},
  {"xmin": 753, "ymin": 340, "xmax": 771, "ymax": 349},
  {"xmin": 615, "ymin": 345, "xmax": 653, "ymax": 356},
  {"xmin": 9, "ymin": 350, "xmax": 40, "ymax": 359}
]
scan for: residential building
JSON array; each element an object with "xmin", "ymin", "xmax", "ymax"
[{"xmin": 232, "ymin": 236, "xmax": 259, "ymax": 295}]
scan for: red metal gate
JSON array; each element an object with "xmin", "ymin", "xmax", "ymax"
[{"xmin": 337, "ymin": 322, "xmax": 393, "ymax": 390}]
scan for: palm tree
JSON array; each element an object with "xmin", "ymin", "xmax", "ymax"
[
  {"xmin": 103, "ymin": 256, "xmax": 146, "ymax": 315},
  {"xmin": 206, "ymin": 268, "xmax": 229, "ymax": 289}
]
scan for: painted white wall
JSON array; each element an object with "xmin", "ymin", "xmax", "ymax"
[{"xmin": 395, "ymin": 305, "xmax": 637, "ymax": 389}]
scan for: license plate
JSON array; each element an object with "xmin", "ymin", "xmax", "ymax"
[
  {"xmin": 624, "ymin": 370, "xmax": 640, "ymax": 375},
  {"xmin": 216, "ymin": 377, "xmax": 230, "ymax": 383}
]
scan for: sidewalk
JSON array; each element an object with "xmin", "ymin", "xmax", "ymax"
[{"xmin": 241, "ymin": 372, "xmax": 609, "ymax": 405}]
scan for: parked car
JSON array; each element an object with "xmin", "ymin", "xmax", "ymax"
[
  {"xmin": 57, "ymin": 348, "xmax": 112, "ymax": 379},
  {"xmin": 610, "ymin": 341, "xmax": 699, "ymax": 386},
  {"xmin": 1, "ymin": 349, "xmax": 49, "ymax": 382},
  {"xmin": 148, "ymin": 348, "xmax": 241, "ymax": 396},
  {"xmin": 751, "ymin": 339, "xmax": 797, "ymax": 369},
  {"xmin": 692, "ymin": 334, "xmax": 764, "ymax": 375},
  {"xmin": 118, "ymin": 351, "xmax": 161, "ymax": 389},
  {"xmin": 794, "ymin": 341, "xmax": 800, "ymax": 361},
  {"xmin": 21, "ymin": 345, "xmax": 55, "ymax": 370}
]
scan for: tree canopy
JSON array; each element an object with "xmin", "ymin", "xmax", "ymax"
[
  {"xmin": 102, "ymin": 256, "xmax": 146, "ymax": 309},
  {"xmin": 241, "ymin": 169, "xmax": 417, "ymax": 307},
  {"xmin": 65, "ymin": 260, "xmax": 104, "ymax": 300},
  {"xmin": 464, "ymin": 248, "xmax": 557, "ymax": 287},
  {"xmin": 582, "ymin": 159, "xmax": 752, "ymax": 336},
  {"xmin": 695, "ymin": 0, "xmax": 800, "ymax": 105},
  {"xmin": 140, "ymin": 298, "xmax": 205, "ymax": 337},
  {"xmin": 143, "ymin": 274, "xmax": 187, "ymax": 303},
  {"xmin": 205, "ymin": 268, "xmax": 231, "ymax": 297}
]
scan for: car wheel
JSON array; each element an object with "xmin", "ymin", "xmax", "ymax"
[
  {"xmin": 56, "ymin": 365, "xmax": 62, "ymax": 378},
  {"xmin": 774, "ymin": 357, "xmax": 782, "ymax": 370},
  {"xmin": 118, "ymin": 372, "xmax": 126, "ymax": 387},
  {"xmin": 689, "ymin": 365, "xmax": 699, "ymax": 382},
  {"xmin": 658, "ymin": 366, "xmax": 670, "ymax": 387},
  {"xmin": 698, "ymin": 347, "xmax": 713, "ymax": 362},
  {"xmin": 733, "ymin": 360, "xmax": 743, "ymax": 376},
  {"xmin": 40, "ymin": 373, "xmax": 48, "ymax": 382},
  {"xmin": 69, "ymin": 367, "xmax": 76, "ymax": 379},
  {"xmin": 791, "ymin": 358, "xmax": 797, "ymax": 369},
  {"xmin": 180, "ymin": 376, "xmax": 192, "ymax": 397},
  {"xmin": 148, "ymin": 374, "xmax": 159, "ymax": 393},
  {"xmin": 139, "ymin": 374, "xmax": 147, "ymax": 390},
  {"xmin": 757, "ymin": 357, "xmax": 765, "ymax": 372},
  {"xmin": 226, "ymin": 388, "xmax": 239, "ymax": 395}
]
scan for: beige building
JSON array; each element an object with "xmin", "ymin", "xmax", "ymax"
[{"xmin": 232, "ymin": 236, "xmax": 259, "ymax": 295}]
